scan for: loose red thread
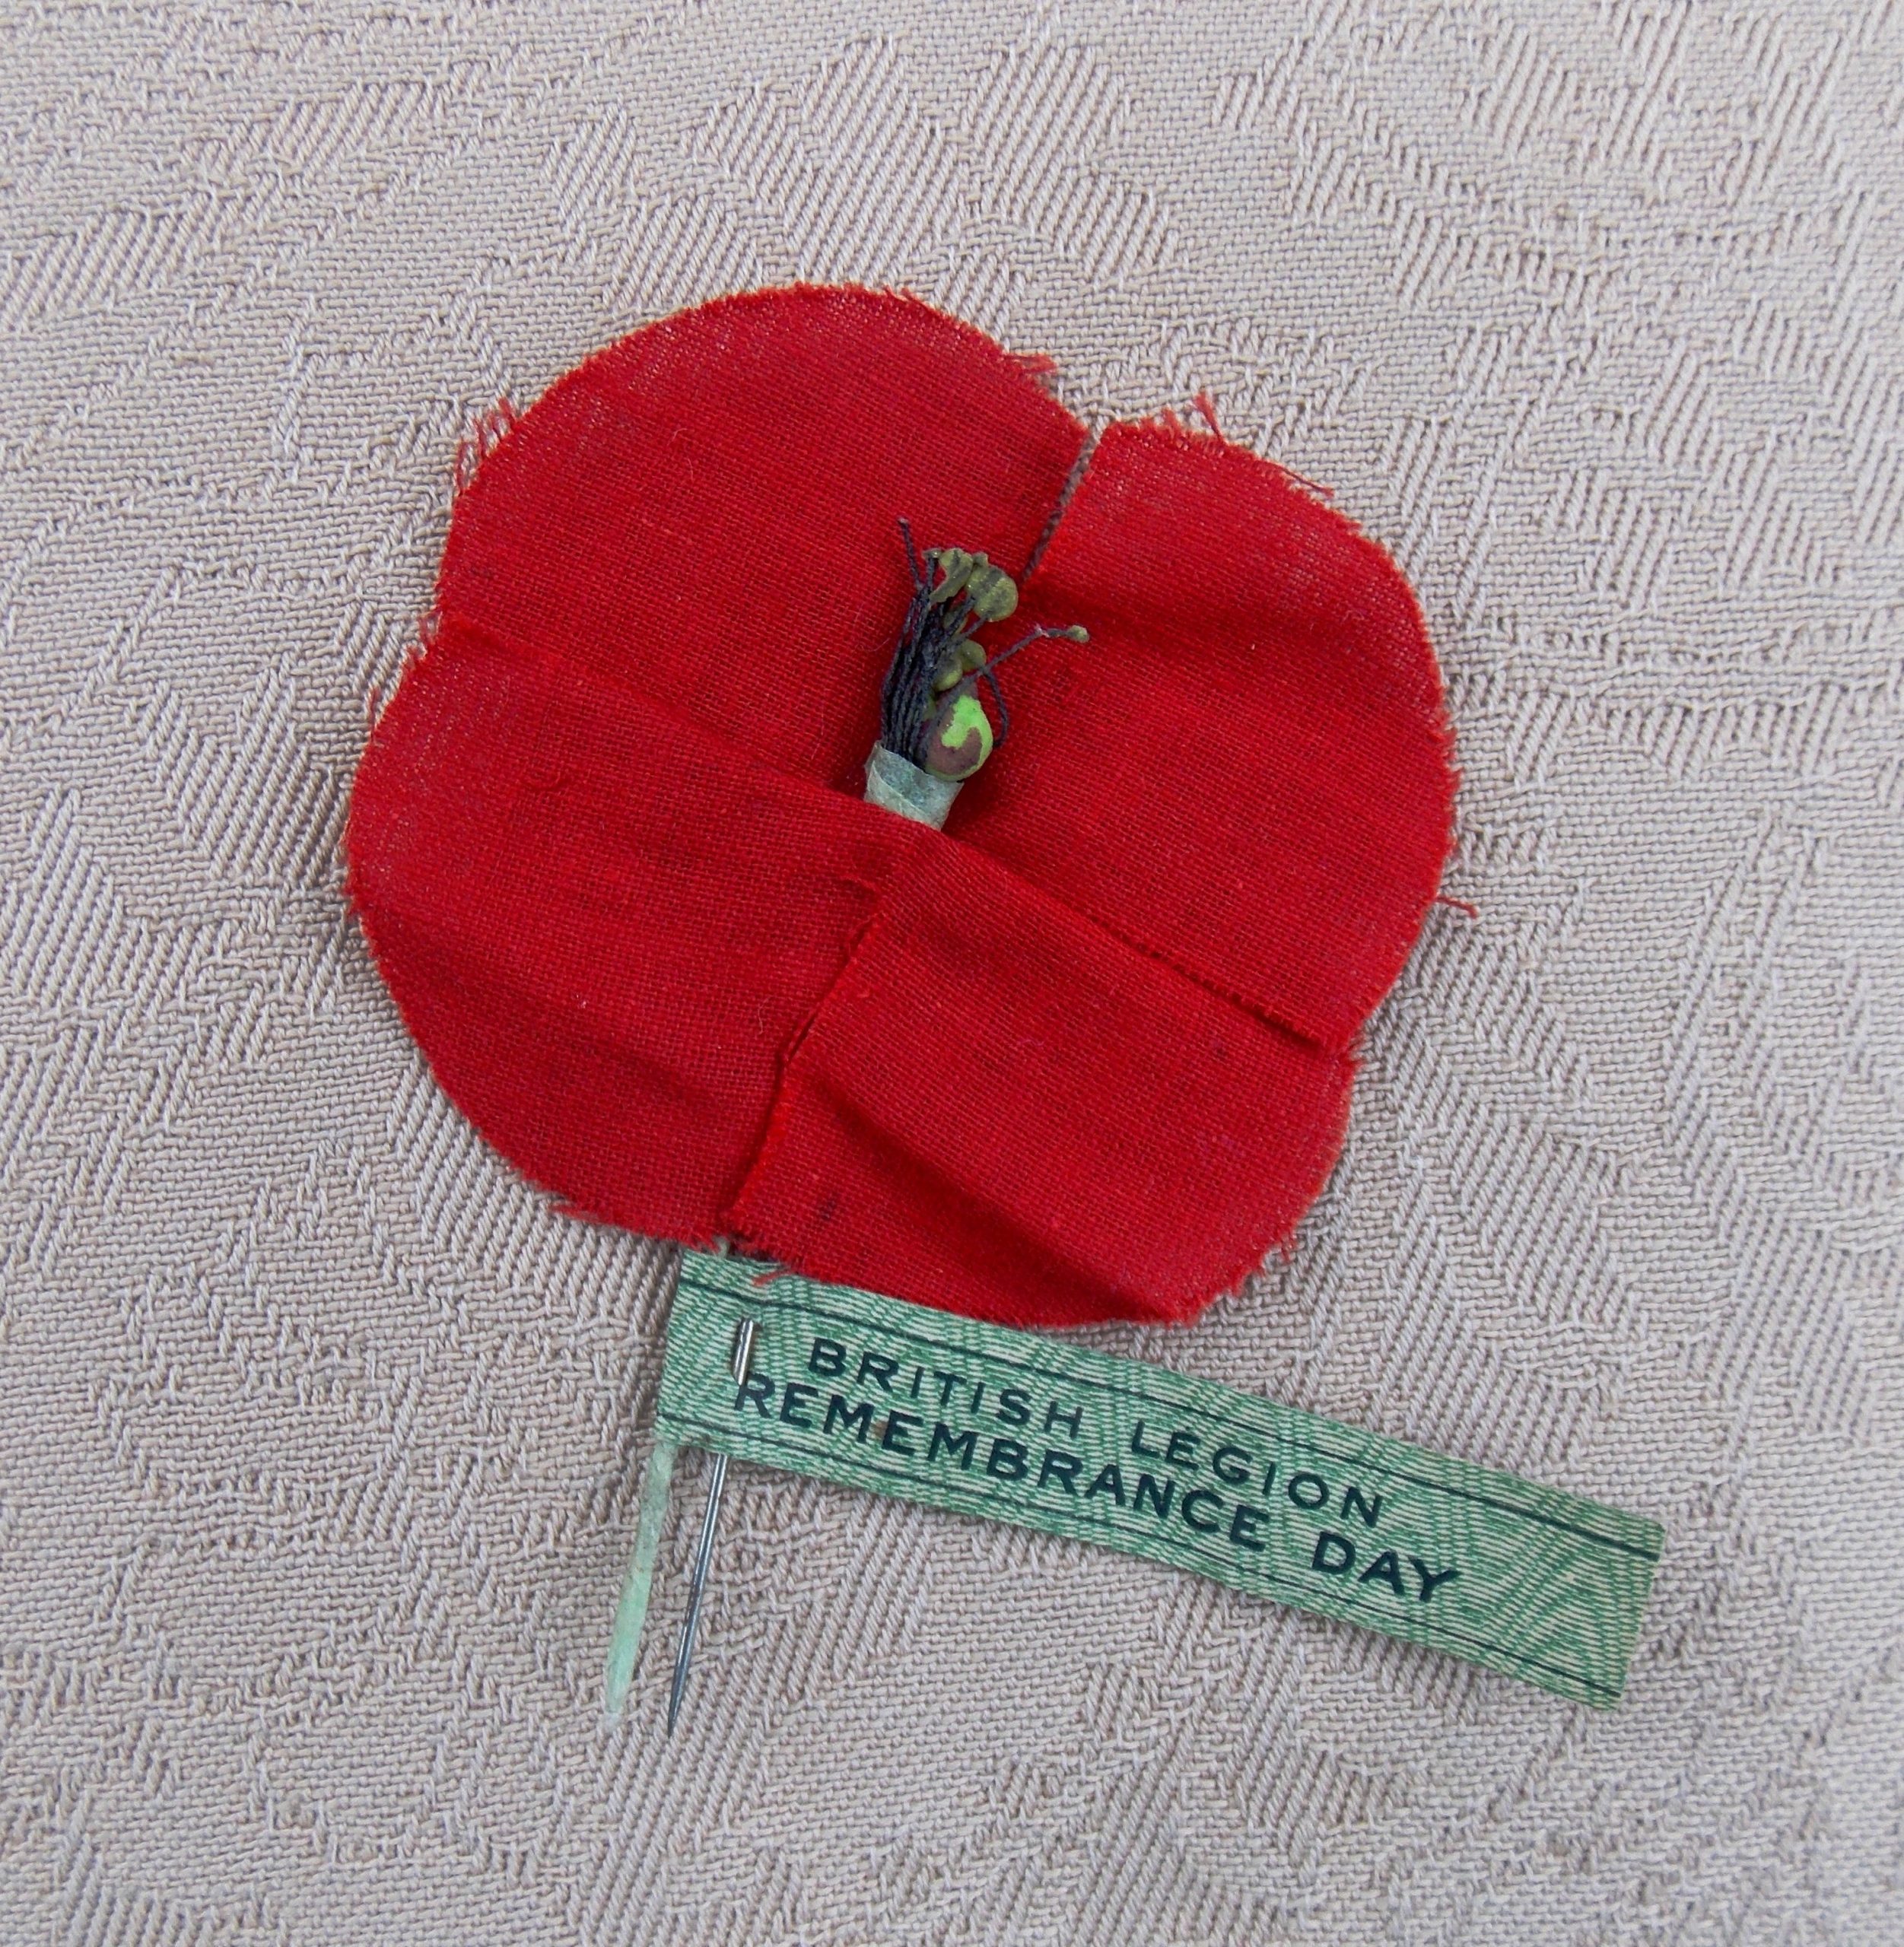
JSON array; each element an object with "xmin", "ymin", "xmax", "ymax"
[{"xmin": 453, "ymin": 397, "xmax": 520, "ymax": 499}]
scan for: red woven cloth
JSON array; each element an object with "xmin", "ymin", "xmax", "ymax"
[{"xmin": 347, "ymin": 286, "xmax": 1454, "ymax": 1329}]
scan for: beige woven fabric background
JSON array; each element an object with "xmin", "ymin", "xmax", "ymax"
[{"xmin": 3, "ymin": 2, "xmax": 1900, "ymax": 1942}]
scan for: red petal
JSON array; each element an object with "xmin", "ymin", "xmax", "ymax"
[
  {"xmin": 348, "ymin": 619, "xmax": 901, "ymax": 1240},
  {"xmin": 951, "ymin": 418, "xmax": 1454, "ymax": 1050},
  {"xmin": 727, "ymin": 832, "xmax": 1351, "ymax": 1329},
  {"xmin": 436, "ymin": 284, "xmax": 1085, "ymax": 792}
]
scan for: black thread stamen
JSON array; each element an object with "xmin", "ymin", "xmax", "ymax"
[{"xmin": 879, "ymin": 521, "xmax": 1081, "ymax": 772}]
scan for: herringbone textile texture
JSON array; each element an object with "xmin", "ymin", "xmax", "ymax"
[{"xmin": 2, "ymin": 3, "xmax": 1898, "ymax": 1942}]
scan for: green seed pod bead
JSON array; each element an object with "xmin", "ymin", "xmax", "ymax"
[
  {"xmin": 930, "ymin": 634, "xmax": 990, "ymax": 694},
  {"xmin": 963, "ymin": 564, "xmax": 1019, "ymax": 623},
  {"xmin": 922, "ymin": 691, "xmax": 994, "ymax": 779},
  {"xmin": 929, "ymin": 549, "xmax": 974, "ymax": 604}
]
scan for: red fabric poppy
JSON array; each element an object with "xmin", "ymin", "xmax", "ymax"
[{"xmin": 346, "ymin": 285, "xmax": 1454, "ymax": 1329}]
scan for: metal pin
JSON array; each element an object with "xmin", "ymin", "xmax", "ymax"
[{"xmin": 666, "ymin": 1317, "xmax": 755, "ymax": 1734}]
